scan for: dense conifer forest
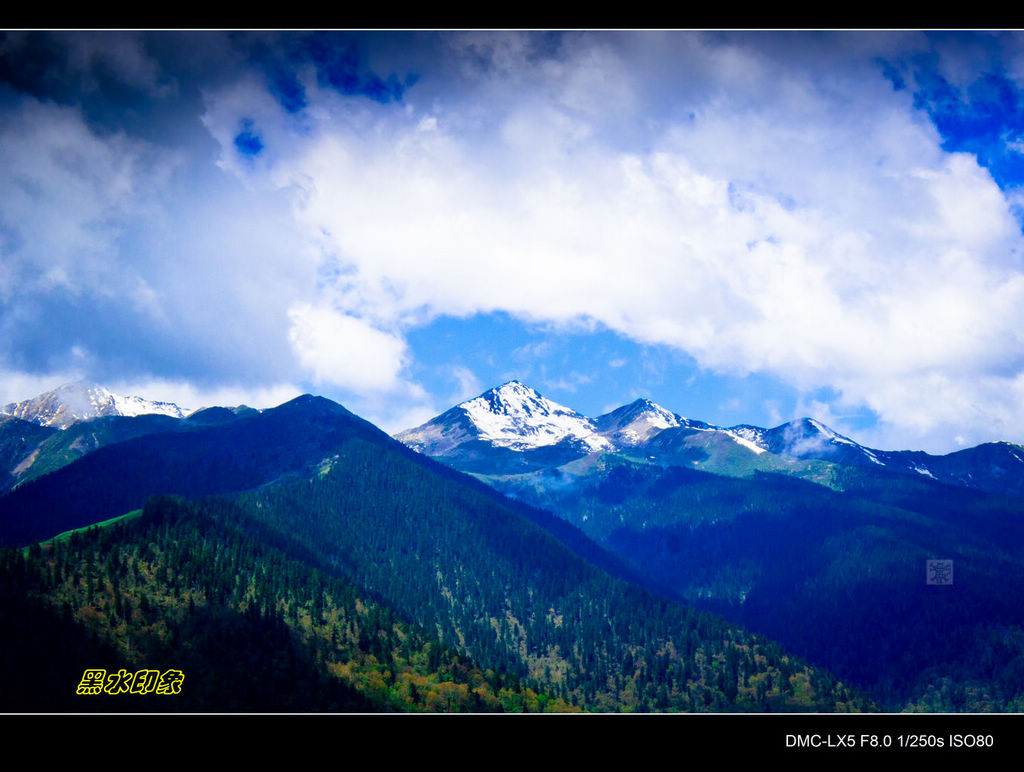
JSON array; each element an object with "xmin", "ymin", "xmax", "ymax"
[
  {"xmin": 6, "ymin": 393, "xmax": 1017, "ymax": 712},
  {"xmin": 484, "ymin": 453, "xmax": 1024, "ymax": 710},
  {"xmin": 1, "ymin": 498, "xmax": 575, "ymax": 712},
  {"xmin": 1, "ymin": 466, "xmax": 870, "ymax": 712}
]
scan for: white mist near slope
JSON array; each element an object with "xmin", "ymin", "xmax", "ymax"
[{"xmin": 1, "ymin": 381, "xmax": 189, "ymax": 429}]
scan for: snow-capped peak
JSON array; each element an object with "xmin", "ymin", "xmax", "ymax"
[
  {"xmin": 594, "ymin": 398, "xmax": 685, "ymax": 446},
  {"xmin": 1, "ymin": 381, "xmax": 189, "ymax": 429},
  {"xmin": 617, "ymin": 398, "xmax": 683, "ymax": 428},
  {"xmin": 458, "ymin": 381, "xmax": 611, "ymax": 452}
]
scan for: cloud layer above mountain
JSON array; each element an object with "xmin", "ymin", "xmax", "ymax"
[{"xmin": 2, "ymin": 31, "xmax": 1024, "ymax": 450}]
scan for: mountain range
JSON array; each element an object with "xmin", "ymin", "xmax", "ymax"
[
  {"xmin": 3, "ymin": 378, "xmax": 1024, "ymax": 712},
  {"xmin": 0, "ymin": 383, "xmax": 870, "ymax": 713},
  {"xmin": 397, "ymin": 381, "xmax": 1024, "ymax": 710},
  {"xmin": 10, "ymin": 379, "xmax": 1022, "ymax": 498},
  {"xmin": 397, "ymin": 380, "xmax": 1024, "ymax": 499}
]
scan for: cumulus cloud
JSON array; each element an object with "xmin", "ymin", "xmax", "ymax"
[
  {"xmin": 0, "ymin": 369, "xmax": 84, "ymax": 407},
  {"xmin": 0, "ymin": 97, "xmax": 169, "ymax": 302},
  {"xmin": 107, "ymin": 378, "xmax": 303, "ymax": 414},
  {"xmin": 196, "ymin": 32, "xmax": 1024, "ymax": 451},
  {"xmin": 0, "ymin": 85, "xmax": 314, "ymax": 391},
  {"xmin": 287, "ymin": 303, "xmax": 410, "ymax": 393},
  {"xmin": 5, "ymin": 32, "xmax": 1024, "ymax": 452}
]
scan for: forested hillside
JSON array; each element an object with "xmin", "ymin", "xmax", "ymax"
[
  {"xmin": 1, "ymin": 497, "xmax": 575, "ymax": 712},
  {"xmin": 0, "ymin": 433, "xmax": 872, "ymax": 712},
  {"xmin": 481, "ymin": 452, "xmax": 1024, "ymax": 710}
]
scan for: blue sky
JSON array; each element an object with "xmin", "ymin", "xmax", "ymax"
[{"xmin": 2, "ymin": 31, "xmax": 1024, "ymax": 453}]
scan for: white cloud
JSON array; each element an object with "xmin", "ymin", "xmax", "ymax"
[
  {"xmin": 368, "ymin": 402, "xmax": 437, "ymax": 436},
  {"xmin": 108, "ymin": 378, "xmax": 304, "ymax": 414},
  {"xmin": 0, "ymin": 90, "xmax": 316, "ymax": 388},
  {"xmin": 763, "ymin": 400, "xmax": 784, "ymax": 427},
  {"xmin": 0, "ymin": 369, "xmax": 84, "ymax": 407},
  {"xmin": 1006, "ymin": 135, "xmax": 1024, "ymax": 154},
  {"xmin": 835, "ymin": 371, "xmax": 1024, "ymax": 453},
  {"xmin": 196, "ymin": 33, "xmax": 1024, "ymax": 451},
  {"xmin": 0, "ymin": 97, "xmax": 174, "ymax": 303},
  {"xmin": 448, "ymin": 365, "xmax": 481, "ymax": 403},
  {"xmin": 287, "ymin": 303, "xmax": 410, "ymax": 393}
]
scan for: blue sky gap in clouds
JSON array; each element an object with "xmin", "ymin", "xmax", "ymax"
[
  {"xmin": 234, "ymin": 118, "xmax": 263, "ymax": 156},
  {"xmin": 1, "ymin": 30, "xmax": 1024, "ymax": 454}
]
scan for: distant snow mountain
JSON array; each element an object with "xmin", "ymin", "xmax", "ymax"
[
  {"xmin": 1, "ymin": 381, "xmax": 189, "ymax": 429},
  {"xmin": 397, "ymin": 380, "xmax": 612, "ymax": 455},
  {"xmin": 592, "ymin": 398, "xmax": 691, "ymax": 447},
  {"xmin": 755, "ymin": 417, "xmax": 885, "ymax": 466},
  {"xmin": 747, "ymin": 417, "xmax": 1024, "ymax": 495},
  {"xmin": 396, "ymin": 381, "xmax": 876, "ymax": 463},
  {"xmin": 396, "ymin": 381, "xmax": 1024, "ymax": 499},
  {"xmin": 398, "ymin": 382, "xmax": 745, "ymax": 461}
]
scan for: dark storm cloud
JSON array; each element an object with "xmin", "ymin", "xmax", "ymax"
[
  {"xmin": 0, "ymin": 31, "xmax": 178, "ymax": 126},
  {"xmin": 0, "ymin": 31, "xmax": 418, "ymax": 132}
]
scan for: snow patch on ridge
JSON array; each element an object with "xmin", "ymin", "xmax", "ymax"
[
  {"xmin": 808, "ymin": 418, "xmax": 857, "ymax": 446},
  {"xmin": 723, "ymin": 430, "xmax": 767, "ymax": 455},
  {"xmin": 111, "ymin": 392, "xmax": 187, "ymax": 420},
  {"xmin": 862, "ymin": 448, "xmax": 885, "ymax": 466}
]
